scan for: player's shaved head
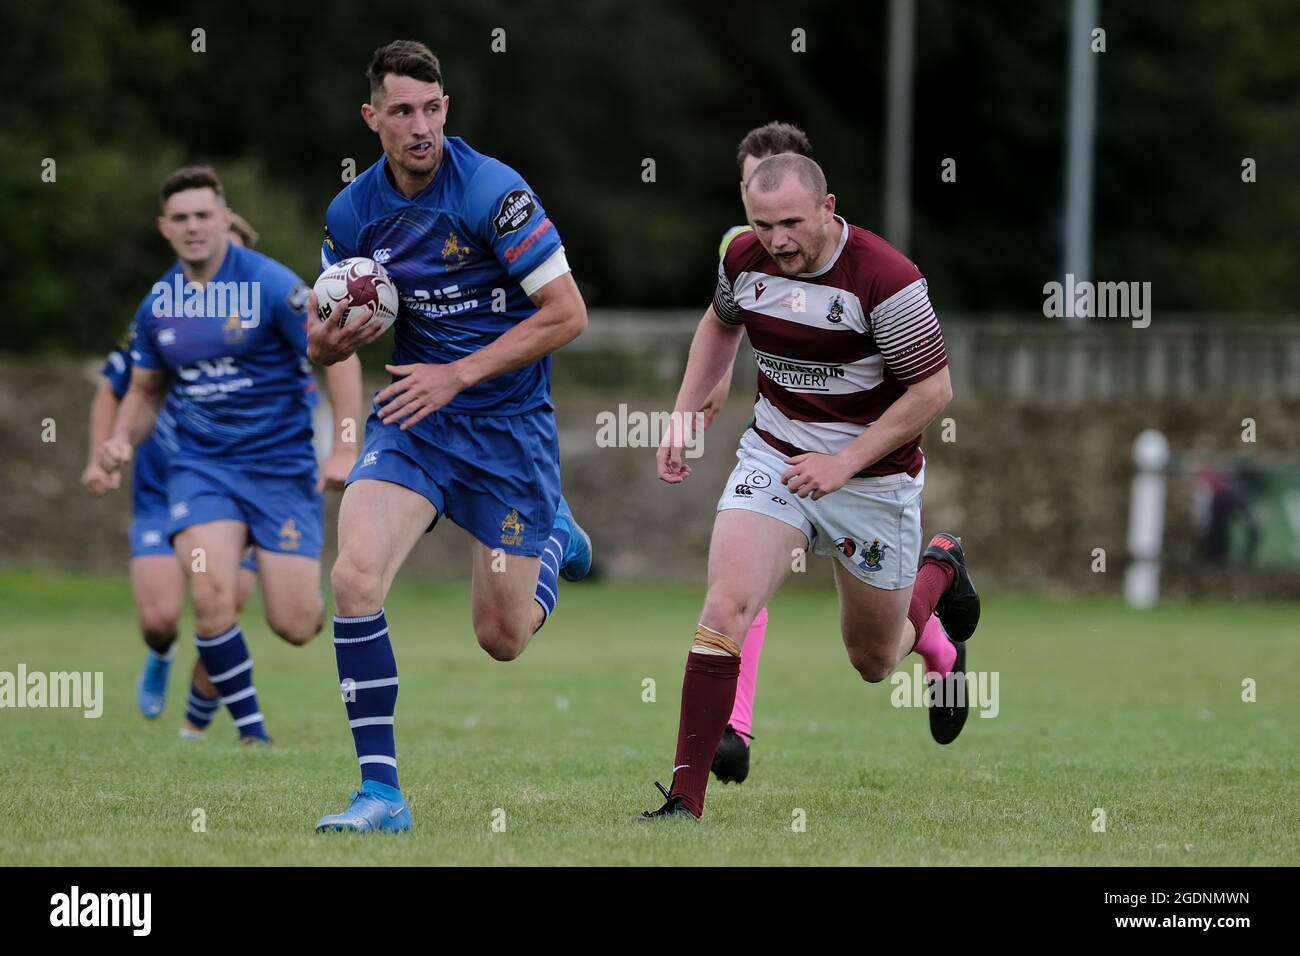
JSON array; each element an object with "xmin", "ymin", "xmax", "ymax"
[
  {"xmin": 748, "ymin": 154, "xmax": 827, "ymax": 203},
  {"xmin": 367, "ymin": 40, "xmax": 443, "ymax": 101}
]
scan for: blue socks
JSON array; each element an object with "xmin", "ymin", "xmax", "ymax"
[
  {"xmin": 185, "ymin": 681, "xmax": 220, "ymax": 729},
  {"xmin": 334, "ymin": 609, "xmax": 399, "ymax": 788},
  {"xmin": 194, "ymin": 625, "xmax": 267, "ymax": 740},
  {"xmin": 534, "ymin": 526, "xmax": 570, "ymax": 624}
]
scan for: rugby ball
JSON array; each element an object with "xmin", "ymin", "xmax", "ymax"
[{"xmin": 313, "ymin": 257, "xmax": 399, "ymax": 333}]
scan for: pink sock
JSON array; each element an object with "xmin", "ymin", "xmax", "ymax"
[
  {"xmin": 913, "ymin": 613, "xmax": 956, "ymax": 676},
  {"xmin": 727, "ymin": 607, "xmax": 767, "ymax": 741}
]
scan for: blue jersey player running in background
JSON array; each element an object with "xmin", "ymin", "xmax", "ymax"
[
  {"xmin": 101, "ymin": 166, "xmax": 363, "ymax": 743},
  {"xmin": 308, "ymin": 41, "xmax": 592, "ymax": 833}
]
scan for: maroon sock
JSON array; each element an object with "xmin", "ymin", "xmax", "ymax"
[
  {"xmin": 669, "ymin": 651, "xmax": 740, "ymax": 817},
  {"xmin": 907, "ymin": 558, "xmax": 955, "ymax": 647}
]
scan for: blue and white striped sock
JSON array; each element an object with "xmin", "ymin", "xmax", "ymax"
[
  {"xmin": 533, "ymin": 527, "xmax": 570, "ymax": 625},
  {"xmin": 185, "ymin": 682, "xmax": 220, "ymax": 729},
  {"xmin": 334, "ymin": 609, "xmax": 399, "ymax": 788},
  {"xmin": 194, "ymin": 625, "xmax": 267, "ymax": 740}
]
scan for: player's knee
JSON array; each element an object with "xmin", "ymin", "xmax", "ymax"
[
  {"xmin": 138, "ymin": 601, "xmax": 181, "ymax": 641},
  {"xmin": 850, "ymin": 653, "xmax": 894, "ymax": 684},
  {"xmin": 268, "ymin": 598, "xmax": 324, "ymax": 647},
  {"xmin": 330, "ymin": 556, "xmax": 383, "ymax": 612},
  {"xmin": 474, "ymin": 618, "xmax": 528, "ymax": 662},
  {"xmin": 189, "ymin": 575, "xmax": 234, "ymax": 617}
]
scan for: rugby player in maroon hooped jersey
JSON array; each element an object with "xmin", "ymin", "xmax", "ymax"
[{"xmin": 641, "ymin": 153, "xmax": 981, "ymax": 819}]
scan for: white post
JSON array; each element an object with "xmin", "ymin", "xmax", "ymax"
[{"xmin": 1125, "ymin": 429, "xmax": 1169, "ymax": 608}]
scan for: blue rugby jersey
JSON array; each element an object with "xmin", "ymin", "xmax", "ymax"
[
  {"xmin": 321, "ymin": 136, "xmax": 566, "ymax": 419},
  {"xmin": 129, "ymin": 242, "xmax": 318, "ymax": 469}
]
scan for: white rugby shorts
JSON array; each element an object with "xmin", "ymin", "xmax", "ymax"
[{"xmin": 716, "ymin": 429, "xmax": 924, "ymax": 590}]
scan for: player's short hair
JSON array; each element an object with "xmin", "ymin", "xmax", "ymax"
[
  {"xmin": 736, "ymin": 122, "xmax": 813, "ymax": 175},
  {"xmin": 160, "ymin": 166, "xmax": 224, "ymax": 209},
  {"xmin": 748, "ymin": 154, "xmax": 828, "ymax": 202},
  {"xmin": 228, "ymin": 211, "xmax": 259, "ymax": 248},
  {"xmin": 367, "ymin": 40, "xmax": 443, "ymax": 97}
]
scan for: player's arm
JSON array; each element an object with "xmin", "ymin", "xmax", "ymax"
[
  {"xmin": 657, "ymin": 305, "xmax": 745, "ymax": 484},
  {"xmin": 318, "ymin": 354, "xmax": 364, "ymax": 490},
  {"xmin": 376, "ymin": 266, "xmax": 588, "ymax": 431},
  {"xmin": 430, "ymin": 271, "xmax": 587, "ymax": 389},
  {"xmin": 98, "ymin": 368, "xmax": 167, "ymax": 474},
  {"xmin": 783, "ymin": 369, "xmax": 952, "ymax": 500},
  {"xmin": 81, "ymin": 379, "xmax": 121, "ymax": 495},
  {"xmin": 699, "ymin": 361, "xmax": 734, "ymax": 429}
]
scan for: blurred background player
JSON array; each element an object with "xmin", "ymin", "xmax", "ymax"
[
  {"xmin": 644, "ymin": 155, "xmax": 978, "ymax": 819},
  {"xmin": 80, "ymin": 211, "xmax": 263, "ymax": 727},
  {"xmin": 100, "ymin": 166, "xmax": 362, "ymax": 743},
  {"xmin": 309, "ymin": 41, "xmax": 591, "ymax": 833}
]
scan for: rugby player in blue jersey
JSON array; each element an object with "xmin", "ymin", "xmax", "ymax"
[
  {"xmin": 100, "ymin": 167, "xmax": 363, "ymax": 743},
  {"xmin": 307, "ymin": 41, "xmax": 591, "ymax": 833},
  {"xmin": 82, "ymin": 214, "xmax": 262, "ymax": 730}
]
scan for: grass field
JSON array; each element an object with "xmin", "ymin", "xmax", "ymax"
[{"xmin": 0, "ymin": 569, "xmax": 1296, "ymax": 866}]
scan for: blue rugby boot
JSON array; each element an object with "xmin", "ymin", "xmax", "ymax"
[
  {"xmin": 136, "ymin": 650, "xmax": 173, "ymax": 719},
  {"xmin": 315, "ymin": 780, "xmax": 412, "ymax": 834},
  {"xmin": 553, "ymin": 495, "xmax": 593, "ymax": 582}
]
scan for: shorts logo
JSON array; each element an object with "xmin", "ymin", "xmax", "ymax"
[
  {"xmin": 170, "ymin": 502, "xmax": 189, "ymax": 520},
  {"xmin": 500, "ymin": 508, "xmax": 525, "ymax": 547},
  {"xmin": 837, "ymin": 537, "xmax": 890, "ymax": 572},
  {"xmin": 494, "ymin": 189, "xmax": 537, "ymax": 238},
  {"xmin": 441, "ymin": 232, "xmax": 470, "ymax": 271},
  {"xmin": 744, "ymin": 471, "xmax": 771, "ymax": 489},
  {"xmin": 362, "ymin": 451, "xmax": 379, "ymax": 467},
  {"xmin": 142, "ymin": 530, "xmax": 163, "ymax": 546},
  {"xmin": 223, "ymin": 313, "xmax": 244, "ymax": 343},
  {"xmin": 279, "ymin": 519, "xmax": 302, "ymax": 551},
  {"xmin": 734, "ymin": 484, "xmax": 753, "ymax": 497},
  {"xmin": 372, "ymin": 248, "xmax": 393, "ymax": 264},
  {"xmin": 826, "ymin": 294, "xmax": 845, "ymax": 324}
]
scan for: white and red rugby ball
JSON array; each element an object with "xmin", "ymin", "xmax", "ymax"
[{"xmin": 313, "ymin": 257, "xmax": 400, "ymax": 333}]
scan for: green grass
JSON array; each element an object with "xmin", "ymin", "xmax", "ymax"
[{"xmin": 0, "ymin": 569, "xmax": 1296, "ymax": 865}]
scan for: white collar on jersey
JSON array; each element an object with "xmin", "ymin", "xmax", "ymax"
[{"xmin": 797, "ymin": 215, "xmax": 849, "ymax": 279}]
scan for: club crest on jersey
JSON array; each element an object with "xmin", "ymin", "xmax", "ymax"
[
  {"xmin": 826, "ymin": 294, "xmax": 845, "ymax": 324},
  {"xmin": 500, "ymin": 509, "xmax": 525, "ymax": 547},
  {"xmin": 441, "ymin": 232, "xmax": 470, "ymax": 271},
  {"xmin": 223, "ymin": 313, "xmax": 244, "ymax": 343},
  {"xmin": 279, "ymin": 519, "xmax": 302, "ymax": 551},
  {"xmin": 494, "ymin": 189, "xmax": 536, "ymax": 238}
]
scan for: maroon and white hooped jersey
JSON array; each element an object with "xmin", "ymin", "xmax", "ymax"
[{"xmin": 713, "ymin": 216, "xmax": 947, "ymax": 478}]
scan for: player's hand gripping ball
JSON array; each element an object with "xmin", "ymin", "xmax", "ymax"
[{"xmin": 313, "ymin": 257, "xmax": 399, "ymax": 333}]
